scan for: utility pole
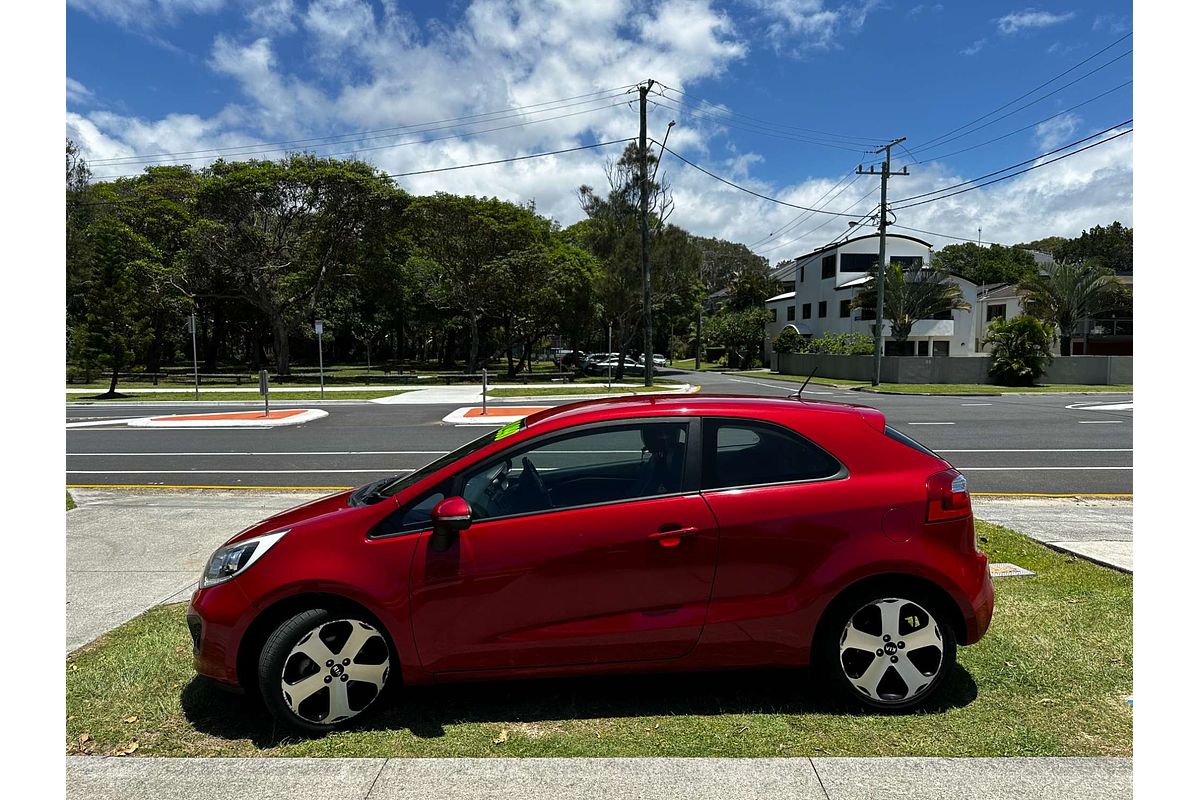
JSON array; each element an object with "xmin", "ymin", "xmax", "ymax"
[
  {"xmin": 857, "ymin": 138, "xmax": 908, "ymax": 386},
  {"xmin": 638, "ymin": 79, "xmax": 655, "ymax": 388}
]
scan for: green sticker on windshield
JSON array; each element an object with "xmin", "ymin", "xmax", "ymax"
[{"xmin": 494, "ymin": 420, "xmax": 524, "ymax": 441}]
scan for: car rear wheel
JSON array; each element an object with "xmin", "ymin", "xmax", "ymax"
[
  {"xmin": 257, "ymin": 608, "xmax": 392, "ymax": 733},
  {"xmin": 818, "ymin": 589, "xmax": 957, "ymax": 710}
]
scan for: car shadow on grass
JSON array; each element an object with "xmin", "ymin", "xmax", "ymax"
[{"xmin": 181, "ymin": 664, "xmax": 978, "ymax": 747}]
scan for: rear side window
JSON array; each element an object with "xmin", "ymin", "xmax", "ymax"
[
  {"xmin": 884, "ymin": 425, "xmax": 941, "ymax": 459},
  {"xmin": 702, "ymin": 419, "xmax": 843, "ymax": 490}
]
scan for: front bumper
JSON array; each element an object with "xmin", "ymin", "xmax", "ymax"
[{"xmin": 188, "ymin": 579, "xmax": 254, "ymax": 688}]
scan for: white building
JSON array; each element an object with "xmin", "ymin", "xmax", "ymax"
[{"xmin": 764, "ymin": 233, "xmax": 980, "ymax": 359}]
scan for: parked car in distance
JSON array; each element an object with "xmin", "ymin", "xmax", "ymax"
[
  {"xmin": 188, "ymin": 395, "xmax": 993, "ymax": 732},
  {"xmin": 586, "ymin": 356, "xmax": 653, "ymax": 375},
  {"xmin": 637, "ymin": 353, "xmax": 667, "ymax": 368}
]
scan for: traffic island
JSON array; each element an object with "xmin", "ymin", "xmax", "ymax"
[
  {"xmin": 127, "ymin": 409, "xmax": 328, "ymax": 429},
  {"xmin": 442, "ymin": 406, "xmax": 550, "ymax": 425}
]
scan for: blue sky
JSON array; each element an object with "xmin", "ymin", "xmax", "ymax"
[{"xmin": 66, "ymin": 1, "xmax": 1133, "ymax": 257}]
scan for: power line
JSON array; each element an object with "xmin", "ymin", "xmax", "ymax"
[
  {"xmin": 655, "ymin": 83, "xmax": 885, "ymax": 144},
  {"xmin": 87, "ymin": 84, "xmax": 637, "ymax": 166},
  {"xmin": 745, "ymin": 170, "xmax": 862, "ymax": 250},
  {"xmin": 755, "ymin": 184, "xmax": 878, "ymax": 255},
  {"xmin": 892, "ymin": 128, "xmax": 1131, "ymax": 210},
  {"xmin": 905, "ymin": 49, "xmax": 1130, "ymax": 158},
  {"xmin": 95, "ymin": 99, "xmax": 631, "ymax": 180},
  {"xmin": 908, "ymin": 32, "xmax": 1131, "ymax": 155},
  {"xmin": 649, "ymin": 96, "xmax": 870, "ymax": 152},
  {"xmin": 655, "ymin": 143, "xmax": 869, "ymax": 217},
  {"xmin": 894, "ymin": 120, "xmax": 1132, "ymax": 205},
  {"xmin": 889, "ymin": 224, "xmax": 1009, "ymax": 247},
  {"xmin": 913, "ymin": 80, "xmax": 1132, "ymax": 163}
]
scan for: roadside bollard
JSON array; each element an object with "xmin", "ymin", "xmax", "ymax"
[{"xmin": 259, "ymin": 369, "xmax": 269, "ymax": 418}]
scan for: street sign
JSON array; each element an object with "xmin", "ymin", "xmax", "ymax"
[
  {"xmin": 314, "ymin": 320, "xmax": 324, "ymax": 335},
  {"xmin": 258, "ymin": 370, "xmax": 269, "ymax": 395}
]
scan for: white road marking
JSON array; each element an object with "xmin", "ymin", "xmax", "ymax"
[
  {"xmin": 961, "ymin": 403, "xmax": 992, "ymax": 406},
  {"xmin": 66, "ymin": 418, "xmax": 148, "ymax": 428},
  {"xmin": 1078, "ymin": 420, "xmax": 1123, "ymax": 424},
  {"xmin": 728, "ymin": 378, "xmax": 798, "ymax": 392},
  {"xmin": 65, "ymin": 469, "xmax": 416, "ymax": 475},
  {"xmin": 66, "ymin": 450, "xmax": 446, "ymax": 456},
  {"xmin": 908, "ymin": 422, "xmax": 955, "ymax": 425},
  {"xmin": 1066, "ymin": 401, "xmax": 1133, "ymax": 411}
]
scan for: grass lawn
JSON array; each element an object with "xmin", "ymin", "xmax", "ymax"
[
  {"xmin": 741, "ymin": 371, "xmax": 868, "ymax": 388},
  {"xmin": 66, "ymin": 390, "xmax": 408, "ymax": 403},
  {"xmin": 65, "ymin": 521, "xmax": 1130, "ymax": 758},
  {"xmin": 66, "ymin": 490, "xmax": 76, "ymax": 511},
  {"xmin": 740, "ymin": 371, "xmax": 1132, "ymax": 394},
  {"xmin": 488, "ymin": 385, "xmax": 683, "ymax": 398}
]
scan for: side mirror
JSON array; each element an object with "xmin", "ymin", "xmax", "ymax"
[{"xmin": 430, "ymin": 496, "xmax": 471, "ymax": 552}]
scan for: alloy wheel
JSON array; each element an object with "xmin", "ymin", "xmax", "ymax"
[
  {"xmin": 279, "ymin": 618, "xmax": 390, "ymax": 725},
  {"xmin": 838, "ymin": 597, "xmax": 944, "ymax": 704}
]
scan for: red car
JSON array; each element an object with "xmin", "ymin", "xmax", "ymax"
[{"xmin": 188, "ymin": 395, "xmax": 993, "ymax": 732}]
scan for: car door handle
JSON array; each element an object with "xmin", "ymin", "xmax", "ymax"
[{"xmin": 648, "ymin": 526, "xmax": 700, "ymax": 546}]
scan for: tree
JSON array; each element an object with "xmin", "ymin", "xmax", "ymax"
[
  {"xmin": 1019, "ymin": 259, "xmax": 1122, "ymax": 356},
  {"xmin": 851, "ymin": 263, "xmax": 970, "ymax": 352},
  {"xmin": 772, "ymin": 325, "xmax": 805, "ymax": 354},
  {"xmin": 1057, "ymin": 222, "xmax": 1133, "ymax": 274},
  {"xmin": 984, "ymin": 315, "xmax": 1055, "ymax": 386},
  {"xmin": 189, "ymin": 155, "xmax": 398, "ymax": 375},
  {"xmin": 932, "ymin": 242, "xmax": 1037, "ymax": 286},
  {"xmin": 707, "ymin": 307, "xmax": 773, "ymax": 368},
  {"xmin": 404, "ymin": 194, "xmax": 547, "ymax": 371},
  {"xmin": 70, "ymin": 218, "xmax": 156, "ymax": 395}
]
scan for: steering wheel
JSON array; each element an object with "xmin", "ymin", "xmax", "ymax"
[{"xmin": 521, "ymin": 457, "xmax": 552, "ymax": 506}]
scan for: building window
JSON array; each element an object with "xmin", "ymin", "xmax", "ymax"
[
  {"xmin": 987, "ymin": 304, "xmax": 1006, "ymax": 322},
  {"xmin": 840, "ymin": 299, "xmax": 852, "ymax": 318},
  {"xmin": 799, "ymin": 265, "xmax": 805, "ymax": 283},
  {"xmin": 786, "ymin": 305, "xmax": 795, "ymax": 321},
  {"xmin": 802, "ymin": 303, "xmax": 812, "ymax": 319},
  {"xmin": 840, "ymin": 253, "xmax": 878, "ymax": 273},
  {"xmin": 781, "ymin": 281, "xmax": 795, "ymax": 292},
  {"xmin": 859, "ymin": 308, "xmax": 876, "ymax": 321},
  {"xmin": 926, "ymin": 309, "xmax": 954, "ymax": 320},
  {"xmin": 932, "ymin": 341, "xmax": 950, "ymax": 357},
  {"xmin": 917, "ymin": 340, "xmax": 929, "ymax": 356},
  {"xmin": 892, "ymin": 256, "xmax": 924, "ymax": 269},
  {"xmin": 818, "ymin": 301, "xmax": 827, "ymax": 318},
  {"xmin": 821, "ymin": 255, "xmax": 836, "ymax": 279},
  {"xmin": 770, "ymin": 308, "xmax": 778, "ymax": 323}
]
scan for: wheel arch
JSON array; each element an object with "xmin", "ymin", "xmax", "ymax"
[
  {"xmin": 235, "ymin": 591, "xmax": 400, "ymax": 695},
  {"xmin": 811, "ymin": 572, "xmax": 968, "ymax": 651}
]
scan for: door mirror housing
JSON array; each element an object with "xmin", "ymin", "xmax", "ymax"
[{"xmin": 430, "ymin": 496, "xmax": 472, "ymax": 552}]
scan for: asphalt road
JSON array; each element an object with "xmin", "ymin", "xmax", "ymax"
[{"xmin": 66, "ymin": 368, "xmax": 1132, "ymax": 495}]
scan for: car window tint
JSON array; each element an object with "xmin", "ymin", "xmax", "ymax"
[
  {"xmin": 372, "ymin": 481, "xmax": 449, "ymax": 537},
  {"xmin": 461, "ymin": 423, "xmax": 689, "ymax": 519},
  {"xmin": 703, "ymin": 420, "xmax": 841, "ymax": 490}
]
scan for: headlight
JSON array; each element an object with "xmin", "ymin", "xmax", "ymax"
[{"xmin": 200, "ymin": 529, "xmax": 288, "ymax": 588}]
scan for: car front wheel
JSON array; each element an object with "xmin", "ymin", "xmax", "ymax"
[
  {"xmin": 257, "ymin": 608, "xmax": 392, "ymax": 732},
  {"xmin": 819, "ymin": 589, "xmax": 957, "ymax": 710}
]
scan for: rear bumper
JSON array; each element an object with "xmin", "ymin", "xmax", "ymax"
[{"xmin": 962, "ymin": 550, "xmax": 995, "ymax": 645}]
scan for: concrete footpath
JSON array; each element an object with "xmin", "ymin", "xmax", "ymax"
[
  {"xmin": 971, "ymin": 496, "xmax": 1133, "ymax": 572},
  {"xmin": 65, "ymin": 756, "xmax": 1131, "ymax": 800}
]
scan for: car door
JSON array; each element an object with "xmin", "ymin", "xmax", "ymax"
[{"xmin": 408, "ymin": 419, "xmax": 720, "ymax": 673}]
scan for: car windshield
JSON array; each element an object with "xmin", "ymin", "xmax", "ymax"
[{"xmin": 362, "ymin": 430, "xmax": 500, "ymax": 503}]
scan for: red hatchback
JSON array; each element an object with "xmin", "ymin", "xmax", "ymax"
[{"xmin": 188, "ymin": 395, "xmax": 993, "ymax": 732}]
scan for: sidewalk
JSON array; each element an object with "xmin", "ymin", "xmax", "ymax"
[
  {"xmin": 65, "ymin": 756, "xmax": 1131, "ymax": 799},
  {"xmin": 971, "ymin": 496, "xmax": 1133, "ymax": 572}
]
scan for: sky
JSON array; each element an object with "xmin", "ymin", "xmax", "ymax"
[{"xmin": 65, "ymin": 0, "xmax": 1133, "ymax": 262}]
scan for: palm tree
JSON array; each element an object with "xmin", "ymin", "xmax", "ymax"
[
  {"xmin": 1019, "ymin": 259, "xmax": 1121, "ymax": 356},
  {"xmin": 851, "ymin": 262, "xmax": 971, "ymax": 354}
]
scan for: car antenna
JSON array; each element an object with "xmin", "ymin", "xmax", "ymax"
[{"xmin": 794, "ymin": 366, "xmax": 818, "ymax": 399}]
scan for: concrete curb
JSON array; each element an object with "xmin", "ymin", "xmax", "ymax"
[
  {"xmin": 487, "ymin": 384, "xmax": 698, "ymax": 403},
  {"xmin": 1044, "ymin": 540, "xmax": 1133, "ymax": 573},
  {"xmin": 441, "ymin": 406, "xmax": 550, "ymax": 425},
  {"xmin": 127, "ymin": 409, "xmax": 328, "ymax": 428}
]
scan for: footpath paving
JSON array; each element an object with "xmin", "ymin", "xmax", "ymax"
[
  {"xmin": 65, "ymin": 755, "xmax": 1131, "ymax": 799},
  {"xmin": 971, "ymin": 496, "xmax": 1133, "ymax": 572}
]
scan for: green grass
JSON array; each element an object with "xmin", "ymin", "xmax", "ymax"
[
  {"xmin": 741, "ymin": 371, "xmax": 868, "ymax": 387},
  {"xmin": 66, "ymin": 390, "xmax": 409, "ymax": 402},
  {"xmin": 66, "ymin": 490, "xmax": 76, "ymax": 511},
  {"xmin": 488, "ymin": 385, "xmax": 682, "ymax": 398},
  {"xmin": 65, "ymin": 521, "xmax": 1130, "ymax": 758}
]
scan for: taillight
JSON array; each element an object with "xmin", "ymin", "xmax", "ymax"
[{"xmin": 926, "ymin": 469, "xmax": 971, "ymax": 522}]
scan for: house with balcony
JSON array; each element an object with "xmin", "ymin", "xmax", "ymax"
[{"xmin": 764, "ymin": 233, "xmax": 979, "ymax": 360}]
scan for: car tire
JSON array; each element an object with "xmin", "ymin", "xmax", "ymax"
[
  {"xmin": 257, "ymin": 607, "xmax": 393, "ymax": 733},
  {"xmin": 816, "ymin": 585, "xmax": 958, "ymax": 711}
]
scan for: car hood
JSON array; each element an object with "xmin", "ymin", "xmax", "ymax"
[{"xmin": 224, "ymin": 490, "xmax": 354, "ymax": 545}]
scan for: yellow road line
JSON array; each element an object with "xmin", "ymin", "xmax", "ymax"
[{"xmin": 973, "ymin": 491, "xmax": 1132, "ymax": 498}]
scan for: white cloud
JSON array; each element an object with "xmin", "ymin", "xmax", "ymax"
[
  {"xmin": 245, "ymin": 0, "xmax": 297, "ymax": 33},
  {"xmin": 67, "ymin": 0, "xmax": 226, "ymax": 28},
  {"xmin": 67, "ymin": 1, "xmax": 1130, "ymax": 250},
  {"xmin": 1034, "ymin": 112, "xmax": 1080, "ymax": 148},
  {"xmin": 66, "ymin": 77, "xmax": 95, "ymax": 105},
  {"xmin": 1092, "ymin": 14, "xmax": 1131, "ymax": 34},
  {"xmin": 745, "ymin": 0, "xmax": 883, "ymax": 51},
  {"xmin": 960, "ymin": 38, "xmax": 986, "ymax": 56},
  {"xmin": 996, "ymin": 9, "xmax": 1076, "ymax": 35}
]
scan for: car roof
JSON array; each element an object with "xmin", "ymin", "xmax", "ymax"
[{"xmin": 524, "ymin": 393, "xmax": 881, "ymax": 431}]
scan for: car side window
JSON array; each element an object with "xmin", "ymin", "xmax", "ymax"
[
  {"xmin": 702, "ymin": 419, "xmax": 842, "ymax": 490},
  {"xmin": 460, "ymin": 422, "xmax": 689, "ymax": 520},
  {"xmin": 371, "ymin": 481, "xmax": 449, "ymax": 537}
]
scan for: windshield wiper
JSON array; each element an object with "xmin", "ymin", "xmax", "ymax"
[{"xmin": 350, "ymin": 476, "xmax": 401, "ymax": 506}]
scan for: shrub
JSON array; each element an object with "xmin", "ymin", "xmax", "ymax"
[
  {"xmin": 984, "ymin": 314, "xmax": 1055, "ymax": 386},
  {"xmin": 772, "ymin": 326, "xmax": 805, "ymax": 354},
  {"xmin": 807, "ymin": 331, "xmax": 875, "ymax": 355}
]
